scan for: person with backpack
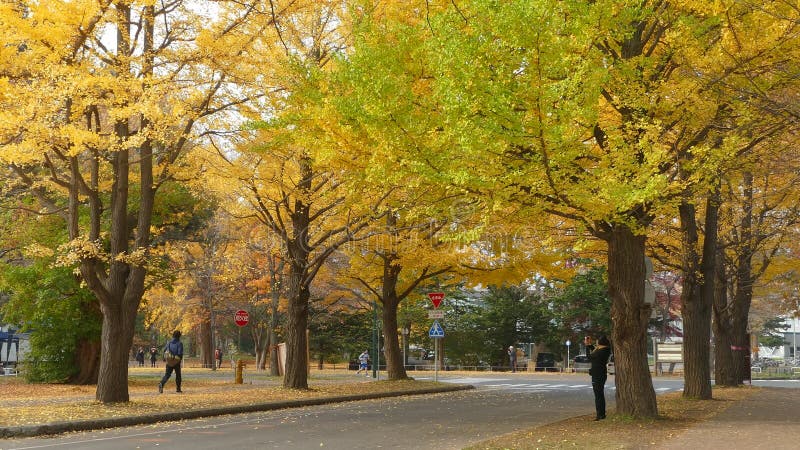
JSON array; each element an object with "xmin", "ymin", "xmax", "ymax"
[{"xmin": 159, "ymin": 330, "xmax": 184, "ymax": 393}]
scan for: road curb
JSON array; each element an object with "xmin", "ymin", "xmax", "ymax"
[{"xmin": 0, "ymin": 384, "xmax": 473, "ymax": 438}]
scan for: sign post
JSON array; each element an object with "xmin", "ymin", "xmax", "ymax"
[
  {"xmin": 428, "ymin": 320, "xmax": 445, "ymax": 381},
  {"xmin": 427, "ymin": 292, "xmax": 445, "ymax": 381}
]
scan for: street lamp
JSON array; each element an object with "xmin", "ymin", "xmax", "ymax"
[{"xmin": 566, "ymin": 340, "xmax": 571, "ymax": 371}]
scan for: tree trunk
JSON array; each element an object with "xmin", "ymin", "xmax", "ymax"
[
  {"xmin": 269, "ymin": 266, "xmax": 282, "ymax": 376},
  {"xmin": 269, "ymin": 303, "xmax": 280, "ymax": 376},
  {"xmin": 382, "ymin": 293, "xmax": 408, "ymax": 380},
  {"xmin": 713, "ymin": 311, "xmax": 736, "ymax": 385},
  {"xmin": 606, "ymin": 224, "xmax": 657, "ymax": 418},
  {"xmin": 255, "ymin": 324, "xmax": 267, "ymax": 370},
  {"xmin": 713, "ymin": 246, "xmax": 737, "ymax": 386},
  {"xmin": 69, "ymin": 338, "xmax": 101, "ymax": 385},
  {"xmin": 198, "ymin": 320, "xmax": 213, "ymax": 369},
  {"xmin": 715, "ymin": 171, "xmax": 755, "ymax": 385},
  {"xmin": 678, "ymin": 191, "xmax": 717, "ymax": 399},
  {"xmin": 283, "ymin": 282, "xmax": 309, "ymax": 388},
  {"xmin": 95, "ymin": 294, "xmax": 138, "ymax": 403}
]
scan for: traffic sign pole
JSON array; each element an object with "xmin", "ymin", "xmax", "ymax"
[{"xmin": 435, "ymin": 338, "xmax": 439, "ymax": 382}]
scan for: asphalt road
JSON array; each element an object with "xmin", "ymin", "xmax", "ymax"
[{"xmin": 2, "ymin": 374, "xmax": 795, "ymax": 450}]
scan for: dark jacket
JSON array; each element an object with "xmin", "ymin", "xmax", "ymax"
[
  {"xmin": 164, "ymin": 338, "xmax": 184, "ymax": 358},
  {"xmin": 588, "ymin": 345, "xmax": 611, "ymax": 378}
]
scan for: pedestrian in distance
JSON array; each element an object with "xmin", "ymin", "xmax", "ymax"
[
  {"xmin": 215, "ymin": 347, "xmax": 223, "ymax": 369},
  {"xmin": 356, "ymin": 350, "xmax": 369, "ymax": 376},
  {"xmin": 135, "ymin": 347, "xmax": 145, "ymax": 367},
  {"xmin": 588, "ymin": 335, "xmax": 612, "ymax": 421},
  {"xmin": 508, "ymin": 345, "xmax": 517, "ymax": 373},
  {"xmin": 158, "ymin": 330, "xmax": 184, "ymax": 394},
  {"xmin": 149, "ymin": 346, "xmax": 158, "ymax": 367}
]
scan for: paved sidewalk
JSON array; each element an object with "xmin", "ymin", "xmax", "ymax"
[{"xmin": 658, "ymin": 387, "xmax": 800, "ymax": 450}]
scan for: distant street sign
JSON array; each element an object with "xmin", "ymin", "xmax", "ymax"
[
  {"xmin": 234, "ymin": 310, "xmax": 249, "ymax": 327},
  {"xmin": 428, "ymin": 320, "xmax": 445, "ymax": 338},
  {"xmin": 428, "ymin": 292, "xmax": 445, "ymax": 309},
  {"xmin": 428, "ymin": 310, "xmax": 445, "ymax": 319}
]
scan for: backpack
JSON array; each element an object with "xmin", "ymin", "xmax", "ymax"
[{"xmin": 164, "ymin": 344, "xmax": 181, "ymax": 367}]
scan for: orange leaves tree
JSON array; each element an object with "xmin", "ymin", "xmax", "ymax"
[{"xmin": 0, "ymin": 0, "xmax": 294, "ymax": 402}]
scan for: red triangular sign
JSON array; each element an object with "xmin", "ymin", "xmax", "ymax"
[{"xmin": 428, "ymin": 292, "xmax": 445, "ymax": 309}]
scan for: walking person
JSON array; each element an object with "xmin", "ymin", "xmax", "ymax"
[
  {"xmin": 215, "ymin": 347, "xmax": 223, "ymax": 369},
  {"xmin": 149, "ymin": 346, "xmax": 158, "ymax": 367},
  {"xmin": 588, "ymin": 335, "xmax": 612, "ymax": 420},
  {"xmin": 135, "ymin": 347, "xmax": 145, "ymax": 367},
  {"xmin": 508, "ymin": 345, "xmax": 517, "ymax": 372},
  {"xmin": 158, "ymin": 330, "xmax": 184, "ymax": 393},
  {"xmin": 356, "ymin": 350, "xmax": 369, "ymax": 376}
]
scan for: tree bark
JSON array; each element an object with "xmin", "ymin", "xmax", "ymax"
[
  {"xmin": 95, "ymin": 292, "xmax": 139, "ymax": 402},
  {"xmin": 283, "ymin": 280, "xmax": 310, "ymax": 388},
  {"xmin": 269, "ymin": 296, "xmax": 280, "ymax": 376},
  {"xmin": 382, "ymin": 291, "xmax": 408, "ymax": 380},
  {"xmin": 678, "ymin": 191, "xmax": 717, "ymax": 399},
  {"xmin": 283, "ymin": 158, "xmax": 312, "ymax": 389},
  {"xmin": 198, "ymin": 320, "xmax": 213, "ymax": 369},
  {"xmin": 714, "ymin": 171, "xmax": 755, "ymax": 385},
  {"xmin": 606, "ymin": 224, "xmax": 658, "ymax": 418},
  {"xmin": 70, "ymin": 338, "xmax": 101, "ymax": 385},
  {"xmin": 269, "ymin": 258, "xmax": 284, "ymax": 376}
]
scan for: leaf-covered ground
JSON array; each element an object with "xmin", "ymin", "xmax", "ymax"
[
  {"xmin": 468, "ymin": 386, "xmax": 758, "ymax": 449},
  {"xmin": 0, "ymin": 368, "xmax": 440, "ymax": 428}
]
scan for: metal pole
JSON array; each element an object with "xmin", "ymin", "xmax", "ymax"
[
  {"xmin": 434, "ymin": 338, "xmax": 439, "ymax": 382},
  {"xmin": 653, "ymin": 334, "xmax": 658, "ymax": 376}
]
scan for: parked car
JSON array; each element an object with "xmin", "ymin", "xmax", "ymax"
[
  {"xmin": 572, "ymin": 354, "xmax": 591, "ymax": 373},
  {"xmin": 535, "ymin": 352, "xmax": 556, "ymax": 371}
]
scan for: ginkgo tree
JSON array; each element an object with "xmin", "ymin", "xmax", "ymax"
[
  {"xmin": 189, "ymin": 0, "xmax": 400, "ymax": 389},
  {"xmin": 0, "ymin": 0, "xmax": 296, "ymax": 402},
  {"xmin": 329, "ymin": 0, "xmax": 800, "ymax": 418}
]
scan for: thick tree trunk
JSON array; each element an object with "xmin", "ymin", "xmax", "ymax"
[
  {"xmin": 69, "ymin": 338, "xmax": 101, "ymax": 385},
  {"xmin": 283, "ymin": 283, "xmax": 309, "ymax": 388},
  {"xmin": 382, "ymin": 293, "xmax": 408, "ymax": 380},
  {"xmin": 713, "ymin": 248, "xmax": 736, "ymax": 386},
  {"xmin": 678, "ymin": 193, "xmax": 717, "ymax": 399},
  {"xmin": 715, "ymin": 171, "xmax": 755, "ymax": 385},
  {"xmin": 713, "ymin": 313, "xmax": 736, "ymax": 385},
  {"xmin": 606, "ymin": 225, "xmax": 657, "ymax": 418},
  {"xmin": 95, "ymin": 294, "xmax": 138, "ymax": 403}
]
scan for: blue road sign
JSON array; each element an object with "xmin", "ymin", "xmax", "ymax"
[{"xmin": 428, "ymin": 320, "xmax": 445, "ymax": 338}]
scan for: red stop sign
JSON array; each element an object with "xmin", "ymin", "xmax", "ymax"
[{"xmin": 234, "ymin": 310, "xmax": 249, "ymax": 327}]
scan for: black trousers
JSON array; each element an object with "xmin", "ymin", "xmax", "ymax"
[
  {"xmin": 160, "ymin": 363, "xmax": 182, "ymax": 390},
  {"xmin": 592, "ymin": 375, "xmax": 607, "ymax": 418}
]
